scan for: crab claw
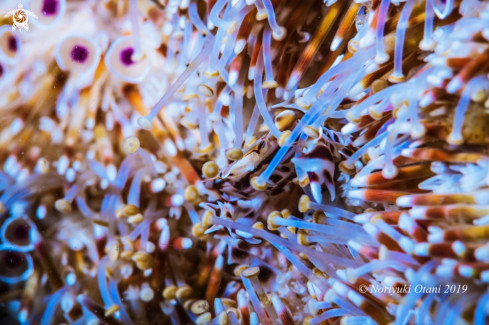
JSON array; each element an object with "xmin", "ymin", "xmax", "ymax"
[{"xmin": 292, "ymin": 144, "xmax": 336, "ymax": 203}]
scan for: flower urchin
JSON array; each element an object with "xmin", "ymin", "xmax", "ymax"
[{"xmin": 0, "ymin": 0, "xmax": 489, "ymax": 324}]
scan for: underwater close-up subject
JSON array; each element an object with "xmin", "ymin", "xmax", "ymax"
[{"xmin": 1, "ymin": 0, "xmax": 489, "ymax": 324}]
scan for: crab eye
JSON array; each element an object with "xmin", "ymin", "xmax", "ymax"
[
  {"xmin": 28, "ymin": 0, "xmax": 66, "ymax": 30},
  {"xmin": 55, "ymin": 35, "xmax": 100, "ymax": 73},
  {"xmin": 105, "ymin": 37, "xmax": 150, "ymax": 83},
  {"xmin": 0, "ymin": 26, "xmax": 21, "ymax": 65}
]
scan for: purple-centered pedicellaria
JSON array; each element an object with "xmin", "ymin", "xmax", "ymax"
[
  {"xmin": 8, "ymin": 36, "xmax": 17, "ymax": 52},
  {"xmin": 42, "ymin": 0, "xmax": 59, "ymax": 16},
  {"xmin": 120, "ymin": 47, "xmax": 135, "ymax": 66},
  {"xmin": 71, "ymin": 45, "xmax": 89, "ymax": 63},
  {"xmin": 12, "ymin": 223, "xmax": 29, "ymax": 241},
  {"xmin": 4, "ymin": 251, "xmax": 23, "ymax": 270}
]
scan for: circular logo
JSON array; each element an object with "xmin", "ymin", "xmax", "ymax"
[
  {"xmin": 3, "ymin": 3, "xmax": 38, "ymax": 32},
  {"xmin": 359, "ymin": 284, "xmax": 368, "ymax": 293},
  {"xmin": 13, "ymin": 10, "xmax": 28, "ymax": 28}
]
